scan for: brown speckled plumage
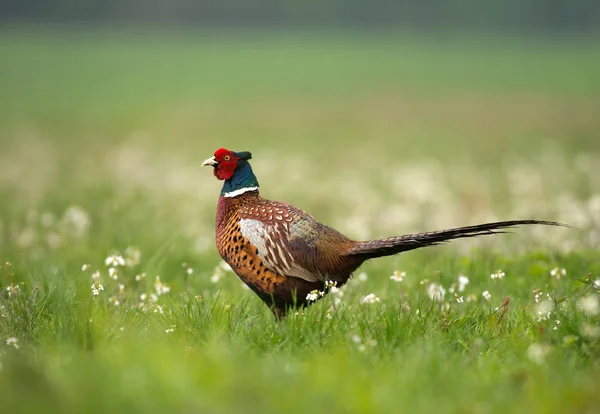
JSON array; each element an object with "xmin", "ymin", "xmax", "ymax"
[{"xmin": 203, "ymin": 148, "xmax": 566, "ymax": 317}]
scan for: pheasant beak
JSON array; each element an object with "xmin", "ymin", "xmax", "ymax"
[{"xmin": 201, "ymin": 156, "xmax": 218, "ymax": 167}]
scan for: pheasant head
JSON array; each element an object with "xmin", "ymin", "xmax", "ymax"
[{"xmin": 202, "ymin": 148, "xmax": 259, "ymax": 197}]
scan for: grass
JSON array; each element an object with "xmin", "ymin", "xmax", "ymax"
[{"xmin": 1, "ymin": 28, "xmax": 600, "ymax": 413}]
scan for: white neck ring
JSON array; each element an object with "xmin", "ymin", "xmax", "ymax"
[{"xmin": 223, "ymin": 186, "xmax": 259, "ymax": 198}]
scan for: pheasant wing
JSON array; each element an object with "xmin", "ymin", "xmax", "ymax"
[{"xmin": 238, "ymin": 201, "xmax": 337, "ymax": 283}]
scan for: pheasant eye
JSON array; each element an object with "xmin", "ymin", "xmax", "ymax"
[{"xmin": 224, "ymin": 155, "xmax": 231, "ymax": 161}]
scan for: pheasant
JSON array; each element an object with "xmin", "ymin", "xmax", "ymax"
[{"xmin": 202, "ymin": 148, "xmax": 564, "ymax": 317}]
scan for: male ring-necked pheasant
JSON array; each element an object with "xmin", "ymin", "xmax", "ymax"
[{"xmin": 202, "ymin": 148, "xmax": 563, "ymax": 317}]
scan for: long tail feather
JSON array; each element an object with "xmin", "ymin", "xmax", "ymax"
[{"xmin": 346, "ymin": 220, "xmax": 567, "ymax": 259}]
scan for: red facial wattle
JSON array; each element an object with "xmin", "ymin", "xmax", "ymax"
[{"xmin": 213, "ymin": 148, "xmax": 240, "ymax": 180}]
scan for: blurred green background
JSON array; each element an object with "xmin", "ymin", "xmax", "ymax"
[{"xmin": 1, "ymin": 2, "xmax": 600, "ymax": 414}]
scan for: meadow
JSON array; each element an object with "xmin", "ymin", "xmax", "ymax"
[{"xmin": 1, "ymin": 28, "xmax": 600, "ymax": 413}]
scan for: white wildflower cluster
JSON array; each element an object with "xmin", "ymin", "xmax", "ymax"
[
  {"xmin": 482, "ymin": 291, "xmax": 492, "ymax": 301},
  {"xmin": 455, "ymin": 293, "xmax": 464, "ymax": 304},
  {"xmin": 532, "ymin": 288, "xmax": 544, "ymax": 304},
  {"xmin": 550, "ymin": 267, "xmax": 566, "ymax": 279},
  {"xmin": 553, "ymin": 320, "xmax": 561, "ymax": 331},
  {"xmin": 6, "ymin": 283, "xmax": 20, "ymax": 298},
  {"xmin": 534, "ymin": 299, "xmax": 554, "ymax": 322},
  {"xmin": 324, "ymin": 280, "xmax": 340, "ymax": 295},
  {"xmin": 306, "ymin": 289, "xmax": 324, "ymax": 302},
  {"xmin": 490, "ymin": 270, "xmax": 505, "ymax": 280},
  {"xmin": 325, "ymin": 281, "xmax": 344, "ymax": 305},
  {"xmin": 108, "ymin": 267, "xmax": 118, "ymax": 280},
  {"xmin": 427, "ymin": 283, "xmax": 446, "ymax": 302},
  {"xmin": 138, "ymin": 292, "xmax": 164, "ymax": 314},
  {"xmin": 135, "ymin": 273, "xmax": 146, "ymax": 281},
  {"xmin": 457, "ymin": 275, "xmax": 469, "ymax": 292},
  {"xmin": 91, "ymin": 282, "xmax": 104, "ymax": 296},
  {"xmin": 165, "ymin": 325, "xmax": 176, "ymax": 333},
  {"xmin": 154, "ymin": 276, "xmax": 171, "ymax": 296},
  {"xmin": 105, "ymin": 254, "xmax": 125, "ymax": 267},
  {"xmin": 360, "ymin": 293, "xmax": 381, "ymax": 304},
  {"xmin": 390, "ymin": 271, "xmax": 406, "ymax": 282},
  {"xmin": 6, "ymin": 337, "xmax": 19, "ymax": 349}
]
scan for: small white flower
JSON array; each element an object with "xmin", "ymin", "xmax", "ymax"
[
  {"xmin": 6, "ymin": 336, "xmax": 19, "ymax": 349},
  {"xmin": 427, "ymin": 283, "xmax": 446, "ymax": 302},
  {"xmin": 91, "ymin": 271, "xmax": 101, "ymax": 281},
  {"xmin": 140, "ymin": 293, "xmax": 147, "ymax": 301},
  {"xmin": 357, "ymin": 272, "xmax": 368, "ymax": 282},
  {"xmin": 360, "ymin": 293, "xmax": 381, "ymax": 304},
  {"xmin": 186, "ymin": 268, "xmax": 193, "ymax": 275},
  {"xmin": 150, "ymin": 294, "xmax": 158, "ymax": 303},
  {"xmin": 455, "ymin": 294, "xmax": 464, "ymax": 303},
  {"xmin": 593, "ymin": 278, "xmax": 600, "ymax": 289},
  {"xmin": 550, "ymin": 267, "xmax": 566, "ymax": 279},
  {"xmin": 110, "ymin": 296, "xmax": 120, "ymax": 306},
  {"xmin": 490, "ymin": 270, "xmax": 505, "ymax": 280},
  {"xmin": 135, "ymin": 273, "xmax": 146, "ymax": 281},
  {"xmin": 108, "ymin": 267, "xmax": 118, "ymax": 280},
  {"xmin": 306, "ymin": 290, "xmax": 321, "ymax": 302},
  {"xmin": 165, "ymin": 325, "xmax": 175, "ymax": 333},
  {"xmin": 457, "ymin": 275, "xmax": 469, "ymax": 292},
  {"xmin": 527, "ymin": 343, "xmax": 550, "ymax": 364},
  {"xmin": 577, "ymin": 295, "xmax": 599, "ymax": 315},
  {"xmin": 81, "ymin": 264, "xmax": 91, "ymax": 271},
  {"xmin": 482, "ymin": 291, "xmax": 492, "ymax": 301},
  {"xmin": 535, "ymin": 300, "xmax": 554, "ymax": 321},
  {"xmin": 533, "ymin": 288, "xmax": 543, "ymax": 304},
  {"xmin": 154, "ymin": 305, "xmax": 164, "ymax": 314},
  {"xmin": 118, "ymin": 284, "xmax": 125, "ymax": 293},
  {"xmin": 390, "ymin": 271, "xmax": 406, "ymax": 282},
  {"xmin": 6, "ymin": 337, "xmax": 19, "ymax": 349},
  {"xmin": 105, "ymin": 254, "xmax": 125, "ymax": 267},
  {"xmin": 91, "ymin": 283, "xmax": 104, "ymax": 296},
  {"xmin": 553, "ymin": 320, "xmax": 561, "ymax": 330},
  {"xmin": 349, "ymin": 333, "xmax": 361, "ymax": 344}
]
